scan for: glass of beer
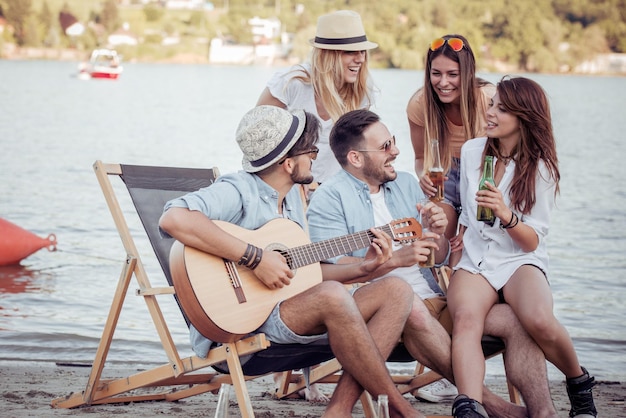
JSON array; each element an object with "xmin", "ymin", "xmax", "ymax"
[{"xmin": 428, "ymin": 167, "xmax": 445, "ymax": 202}]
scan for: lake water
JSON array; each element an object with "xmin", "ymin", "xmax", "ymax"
[{"xmin": 0, "ymin": 60, "xmax": 625, "ymax": 382}]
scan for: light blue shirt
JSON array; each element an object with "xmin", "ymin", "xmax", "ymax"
[
  {"xmin": 163, "ymin": 170, "xmax": 307, "ymax": 358},
  {"xmin": 306, "ymin": 169, "xmax": 444, "ymax": 297}
]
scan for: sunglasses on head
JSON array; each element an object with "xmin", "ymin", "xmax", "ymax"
[{"xmin": 430, "ymin": 37, "xmax": 464, "ymax": 52}]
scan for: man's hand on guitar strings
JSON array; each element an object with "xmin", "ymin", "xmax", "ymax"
[{"xmin": 253, "ymin": 249, "xmax": 294, "ymax": 289}]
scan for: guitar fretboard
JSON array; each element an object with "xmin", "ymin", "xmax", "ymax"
[{"xmin": 283, "ymin": 224, "xmax": 397, "ymax": 269}]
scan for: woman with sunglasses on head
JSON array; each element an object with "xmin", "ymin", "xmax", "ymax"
[
  {"xmin": 446, "ymin": 76, "xmax": 596, "ymax": 418},
  {"xmin": 257, "ymin": 10, "xmax": 378, "ymax": 185},
  {"xmin": 407, "ymin": 35, "xmax": 494, "ymax": 267}
]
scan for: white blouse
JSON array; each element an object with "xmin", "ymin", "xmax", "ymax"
[{"xmin": 455, "ymin": 137, "xmax": 557, "ymax": 290}]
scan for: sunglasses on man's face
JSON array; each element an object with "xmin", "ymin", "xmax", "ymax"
[
  {"xmin": 430, "ymin": 37, "xmax": 464, "ymax": 52},
  {"xmin": 280, "ymin": 148, "xmax": 319, "ymax": 164},
  {"xmin": 355, "ymin": 136, "xmax": 396, "ymax": 153}
]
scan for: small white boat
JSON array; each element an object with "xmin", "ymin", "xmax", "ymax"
[{"xmin": 78, "ymin": 49, "xmax": 123, "ymax": 80}]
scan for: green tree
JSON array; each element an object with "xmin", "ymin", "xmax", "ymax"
[
  {"xmin": 143, "ymin": 3, "xmax": 164, "ymax": 23},
  {"xmin": 38, "ymin": 0, "xmax": 55, "ymax": 46},
  {"xmin": 3, "ymin": 0, "xmax": 33, "ymax": 45},
  {"xmin": 100, "ymin": 0, "xmax": 119, "ymax": 33},
  {"xmin": 485, "ymin": 0, "xmax": 556, "ymax": 71},
  {"xmin": 23, "ymin": 13, "xmax": 39, "ymax": 46}
]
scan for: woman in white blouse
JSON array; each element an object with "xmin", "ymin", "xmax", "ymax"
[{"xmin": 446, "ymin": 76, "xmax": 597, "ymax": 418}]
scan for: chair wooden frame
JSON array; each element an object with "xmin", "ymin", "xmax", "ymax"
[{"xmin": 51, "ymin": 161, "xmax": 335, "ymax": 417}]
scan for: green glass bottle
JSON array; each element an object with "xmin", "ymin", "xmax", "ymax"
[{"xmin": 477, "ymin": 155, "xmax": 495, "ymax": 224}]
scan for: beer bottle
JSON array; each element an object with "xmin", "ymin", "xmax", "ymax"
[
  {"xmin": 477, "ymin": 155, "xmax": 496, "ymax": 224},
  {"xmin": 428, "ymin": 139, "xmax": 444, "ymax": 202}
]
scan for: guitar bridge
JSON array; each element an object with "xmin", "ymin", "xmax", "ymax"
[{"xmin": 224, "ymin": 259, "xmax": 246, "ymax": 304}]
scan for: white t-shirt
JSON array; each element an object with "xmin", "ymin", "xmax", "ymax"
[
  {"xmin": 266, "ymin": 63, "xmax": 375, "ymax": 183},
  {"xmin": 371, "ymin": 190, "xmax": 440, "ymax": 299}
]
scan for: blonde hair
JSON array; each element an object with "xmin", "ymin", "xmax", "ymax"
[{"xmin": 291, "ymin": 49, "xmax": 373, "ymax": 122}]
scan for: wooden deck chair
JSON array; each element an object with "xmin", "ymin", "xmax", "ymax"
[
  {"xmin": 275, "ymin": 266, "xmax": 521, "ymax": 417},
  {"xmin": 51, "ymin": 161, "xmax": 337, "ymax": 417}
]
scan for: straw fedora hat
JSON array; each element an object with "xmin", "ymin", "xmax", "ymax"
[
  {"xmin": 309, "ymin": 10, "xmax": 378, "ymax": 51},
  {"xmin": 236, "ymin": 106, "xmax": 307, "ymax": 173}
]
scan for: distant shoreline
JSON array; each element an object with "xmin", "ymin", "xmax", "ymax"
[
  {"xmin": 3, "ymin": 44, "xmax": 626, "ymax": 75},
  {"xmin": 1, "ymin": 44, "xmax": 211, "ymax": 65}
]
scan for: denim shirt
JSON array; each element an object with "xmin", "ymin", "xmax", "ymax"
[
  {"xmin": 306, "ymin": 169, "xmax": 444, "ymax": 297},
  {"xmin": 162, "ymin": 170, "xmax": 307, "ymax": 358}
]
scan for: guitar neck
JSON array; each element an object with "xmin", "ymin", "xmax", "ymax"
[{"xmin": 285, "ymin": 224, "xmax": 394, "ymax": 269}]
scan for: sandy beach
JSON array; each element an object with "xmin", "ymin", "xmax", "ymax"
[{"xmin": 0, "ymin": 361, "xmax": 623, "ymax": 417}]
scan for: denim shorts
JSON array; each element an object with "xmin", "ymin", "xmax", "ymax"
[
  {"xmin": 257, "ymin": 285, "xmax": 362, "ymax": 345},
  {"xmin": 443, "ymin": 157, "xmax": 462, "ymax": 215},
  {"xmin": 257, "ymin": 301, "xmax": 329, "ymax": 345}
]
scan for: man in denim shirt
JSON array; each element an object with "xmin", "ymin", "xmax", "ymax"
[
  {"xmin": 160, "ymin": 106, "xmax": 422, "ymax": 417},
  {"xmin": 307, "ymin": 109, "xmax": 559, "ymax": 418}
]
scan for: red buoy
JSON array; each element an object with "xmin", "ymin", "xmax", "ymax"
[{"xmin": 0, "ymin": 218, "xmax": 57, "ymax": 266}]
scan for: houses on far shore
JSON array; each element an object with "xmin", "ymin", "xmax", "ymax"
[
  {"xmin": 575, "ymin": 53, "xmax": 626, "ymax": 74},
  {"xmin": 56, "ymin": 6, "xmax": 289, "ymax": 65},
  {"xmin": 209, "ymin": 16, "xmax": 293, "ymax": 65}
]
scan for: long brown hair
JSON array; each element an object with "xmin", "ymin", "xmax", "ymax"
[
  {"xmin": 422, "ymin": 34, "xmax": 490, "ymax": 174},
  {"xmin": 484, "ymin": 76, "xmax": 560, "ymax": 214},
  {"xmin": 290, "ymin": 48, "xmax": 374, "ymax": 122}
]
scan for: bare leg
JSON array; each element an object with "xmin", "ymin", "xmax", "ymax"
[
  {"xmin": 504, "ymin": 265, "xmax": 584, "ymax": 378},
  {"xmin": 438, "ymin": 202, "xmax": 461, "ymax": 267},
  {"xmin": 280, "ymin": 278, "xmax": 422, "ymax": 418},
  {"xmin": 484, "ymin": 304, "xmax": 559, "ymax": 418},
  {"xmin": 402, "ymin": 297, "xmax": 527, "ymax": 418},
  {"xmin": 402, "ymin": 298, "xmax": 454, "ymax": 380},
  {"xmin": 447, "ymin": 270, "xmax": 497, "ymax": 402}
]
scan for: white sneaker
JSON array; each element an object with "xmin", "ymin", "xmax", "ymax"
[{"xmin": 414, "ymin": 379, "xmax": 458, "ymax": 403}]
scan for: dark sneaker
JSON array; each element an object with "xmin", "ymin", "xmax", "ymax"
[
  {"xmin": 452, "ymin": 394, "xmax": 489, "ymax": 418},
  {"xmin": 566, "ymin": 367, "xmax": 597, "ymax": 417}
]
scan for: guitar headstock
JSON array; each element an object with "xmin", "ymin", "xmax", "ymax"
[{"xmin": 388, "ymin": 217, "xmax": 422, "ymax": 242}]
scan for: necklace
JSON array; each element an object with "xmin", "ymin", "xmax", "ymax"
[
  {"xmin": 500, "ymin": 155, "xmax": 513, "ymax": 165},
  {"xmin": 497, "ymin": 150, "xmax": 515, "ymax": 166}
]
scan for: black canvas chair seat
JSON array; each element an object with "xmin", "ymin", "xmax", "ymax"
[{"xmin": 387, "ymin": 336, "xmax": 506, "ymax": 363}]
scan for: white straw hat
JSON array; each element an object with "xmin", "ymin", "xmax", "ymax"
[
  {"xmin": 309, "ymin": 10, "xmax": 378, "ymax": 51},
  {"xmin": 236, "ymin": 106, "xmax": 306, "ymax": 173}
]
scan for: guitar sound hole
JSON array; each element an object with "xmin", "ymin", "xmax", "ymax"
[{"xmin": 265, "ymin": 243, "xmax": 295, "ymax": 270}]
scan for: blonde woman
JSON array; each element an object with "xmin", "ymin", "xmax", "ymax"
[{"xmin": 257, "ymin": 10, "xmax": 378, "ymax": 184}]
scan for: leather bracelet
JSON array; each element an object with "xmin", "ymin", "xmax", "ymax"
[
  {"xmin": 501, "ymin": 211, "xmax": 515, "ymax": 229},
  {"xmin": 238, "ymin": 243, "xmax": 254, "ymax": 266},
  {"xmin": 247, "ymin": 247, "xmax": 263, "ymax": 270},
  {"xmin": 502, "ymin": 213, "xmax": 519, "ymax": 229}
]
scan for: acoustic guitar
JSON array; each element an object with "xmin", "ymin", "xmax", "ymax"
[{"xmin": 169, "ymin": 217, "xmax": 421, "ymax": 342}]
